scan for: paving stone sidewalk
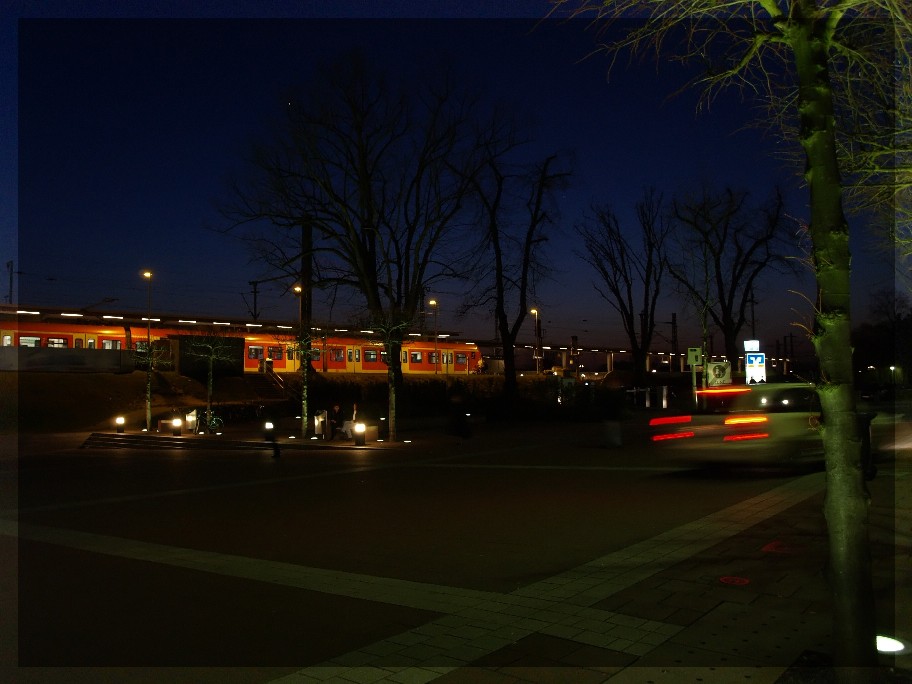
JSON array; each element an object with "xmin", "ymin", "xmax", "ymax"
[{"xmin": 258, "ymin": 458, "xmax": 909, "ymax": 684}]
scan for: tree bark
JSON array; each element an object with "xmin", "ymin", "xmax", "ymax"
[
  {"xmin": 385, "ymin": 335, "xmax": 404, "ymax": 441},
  {"xmin": 791, "ymin": 1, "xmax": 877, "ymax": 672}
]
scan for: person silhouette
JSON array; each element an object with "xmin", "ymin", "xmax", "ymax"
[
  {"xmin": 328, "ymin": 404, "xmax": 343, "ymax": 439},
  {"xmin": 341, "ymin": 402, "xmax": 358, "ymax": 439}
]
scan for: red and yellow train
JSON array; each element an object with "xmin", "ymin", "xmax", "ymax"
[{"xmin": 0, "ymin": 306, "xmax": 483, "ymax": 376}]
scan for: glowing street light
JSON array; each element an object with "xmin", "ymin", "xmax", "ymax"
[
  {"xmin": 142, "ymin": 270, "xmax": 153, "ymax": 431},
  {"xmin": 531, "ymin": 308, "xmax": 542, "ymax": 374},
  {"xmin": 293, "ymin": 283, "xmax": 307, "ymax": 436}
]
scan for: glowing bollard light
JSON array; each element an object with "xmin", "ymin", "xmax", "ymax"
[
  {"xmin": 354, "ymin": 422, "xmax": 366, "ymax": 446},
  {"xmin": 115, "ymin": 416, "xmax": 125, "ymax": 434},
  {"xmin": 877, "ymin": 635, "xmax": 906, "ymax": 653},
  {"xmin": 264, "ymin": 421, "xmax": 280, "ymax": 459},
  {"xmin": 171, "ymin": 418, "xmax": 182, "ymax": 437}
]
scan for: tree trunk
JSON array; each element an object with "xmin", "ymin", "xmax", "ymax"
[
  {"xmin": 207, "ymin": 356, "xmax": 213, "ymax": 428},
  {"xmin": 499, "ymin": 311, "xmax": 519, "ymax": 407},
  {"xmin": 300, "ymin": 353, "xmax": 309, "ymax": 437},
  {"xmin": 300, "ymin": 223, "xmax": 313, "ymax": 437},
  {"xmin": 631, "ymin": 347, "xmax": 648, "ymax": 386},
  {"xmin": 792, "ymin": 3, "xmax": 876, "ymax": 673},
  {"xmin": 145, "ymin": 367, "xmax": 152, "ymax": 431},
  {"xmin": 385, "ymin": 336, "xmax": 404, "ymax": 441}
]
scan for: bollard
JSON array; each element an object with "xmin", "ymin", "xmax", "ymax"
[
  {"xmin": 354, "ymin": 422, "xmax": 366, "ymax": 446},
  {"xmin": 264, "ymin": 421, "xmax": 281, "ymax": 459}
]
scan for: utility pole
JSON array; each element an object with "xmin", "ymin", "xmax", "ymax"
[
  {"xmin": 665, "ymin": 313, "xmax": 679, "ymax": 371},
  {"xmin": 248, "ymin": 281, "xmax": 260, "ymax": 321},
  {"xmin": 750, "ymin": 292, "xmax": 757, "ymax": 338}
]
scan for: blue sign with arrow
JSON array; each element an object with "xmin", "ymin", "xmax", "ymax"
[{"xmin": 746, "ymin": 352, "xmax": 766, "ymax": 383}]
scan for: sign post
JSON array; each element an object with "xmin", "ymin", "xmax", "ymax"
[
  {"xmin": 687, "ymin": 347, "xmax": 702, "ymax": 407},
  {"xmin": 746, "ymin": 352, "xmax": 767, "ymax": 384}
]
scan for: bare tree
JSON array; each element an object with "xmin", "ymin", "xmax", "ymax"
[
  {"xmin": 835, "ymin": 33, "xmax": 911, "ymax": 288},
  {"xmin": 464, "ymin": 147, "xmax": 571, "ymax": 405},
  {"xmin": 222, "ymin": 53, "xmax": 484, "ymax": 440},
  {"xmin": 556, "ymin": 0, "xmax": 912, "ymax": 681},
  {"xmin": 576, "ymin": 188, "xmax": 670, "ymax": 384},
  {"xmin": 133, "ymin": 338, "xmax": 169, "ymax": 432},
  {"xmin": 551, "ymin": 0, "xmax": 909, "ymax": 672},
  {"xmin": 667, "ymin": 187, "xmax": 794, "ymax": 367},
  {"xmin": 180, "ymin": 332, "xmax": 242, "ymax": 432}
]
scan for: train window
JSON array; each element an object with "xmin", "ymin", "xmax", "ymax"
[
  {"xmin": 75, "ymin": 339, "xmax": 83, "ymax": 349},
  {"xmin": 355, "ymin": 349, "xmax": 361, "ymax": 362},
  {"xmin": 248, "ymin": 345, "xmax": 264, "ymax": 359},
  {"xmin": 410, "ymin": 351, "xmax": 423, "ymax": 363},
  {"xmin": 47, "ymin": 338, "xmax": 67, "ymax": 348},
  {"xmin": 402, "ymin": 351, "xmax": 408, "ymax": 363},
  {"xmin": 330, "ymin": 348, "xmax": 345, "ymax": 362},
  {"xmin": 347, "ymin": 349, "xmax": 353, "ymax": 362},
  {"xmin": 381, "ymin": 350, "xmax": 388, "ymax": 363},
  {"xmin": 136, "ymin": 341, "xmax": 149, "ymax": 352},
  {"xmin": 20, "ymin": 336, "xmax": 41, "ymax": 347},
  {"xmin": 103, "ymin": 340, "xmax": 122, "ymax": 350},
  {"xmin": 364, "ymin": 349, "xmax": 378, "ymax": 362},
  {"xmin": 446, "ymin": 352, "xmax": 453, "ymax": 364},
  {"xmin": 456, "ymin": 352, "xmax": 467, "ymax": 365},
  {"xmin": 269, "ymin": 346, "xmax": 283, "ymax": 360},
  {"xmin": 2, "ymin": 335, "xmax": 11, "ymax": 346},
  {"xmin": 312, "ymin": 348, "xmax": 321, "ymax": 362},
  {"xmin": 87, "ymin": 339, "xmax": 95, "ymax": 349},
  {"xmin": 429, "ymin": 352, "xmax": 438, "ymax": 365}
]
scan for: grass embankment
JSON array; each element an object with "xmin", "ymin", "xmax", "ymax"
[
  {"xmin": 3, "ymin": 371, "xmax": 214, "ymax": 433},
  {"xmin": 2, "ymin": 369, "xmax": 633, "ymax": 434}
]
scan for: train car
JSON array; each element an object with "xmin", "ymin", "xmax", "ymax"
[
  {"xmin": 241, "ymin": 330, "xmax": 481, "ymax": 376},
  {"xmin": 1, "ymin": 307, "xmax": 481, "ymax": 377},
  {"xmin": 0, "ymin": 317, "xmax": 156, "ymax": 351}
]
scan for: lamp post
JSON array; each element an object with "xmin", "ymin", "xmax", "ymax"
[
  {"xmin": 293, "ymin": 284, "xmax": 307, "ymax": 436},
  {"xmin": 429, "ymin": 298, "xmax": 438, "ymax": 374},
  {"xmin": 142, "ymin": 270, "xmax": 153, "ymax": 431},
  {"xmin": 531, "ymin": 308, "xmax": 542, "ymax": 374}
]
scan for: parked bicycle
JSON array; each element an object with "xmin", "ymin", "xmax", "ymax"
[{"xmin": 200, "ymin": 413, "xmax": 224, "ymax": 434}]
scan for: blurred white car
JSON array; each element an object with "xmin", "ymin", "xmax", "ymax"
[{"xmin": 648, "ymin": 383, "xmax": 824, "ymax": 466}]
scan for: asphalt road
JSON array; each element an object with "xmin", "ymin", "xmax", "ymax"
[{"xmin": 1, "ymin": 414, "xmax": 904, "ymax": 682}]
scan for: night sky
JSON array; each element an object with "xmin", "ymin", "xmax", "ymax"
[{"xmin": 5, "ymin": 1, "xmax": 893, "ymax": 351}]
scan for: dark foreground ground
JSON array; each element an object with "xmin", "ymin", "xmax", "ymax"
[{"xmin": 1, "ymin": 411, "xmax": 910, "ymax": 683}]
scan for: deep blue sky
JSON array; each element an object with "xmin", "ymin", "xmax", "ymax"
[{"xmin": 5, "ymin": 1, "xmax": 892, "ymax": 350}]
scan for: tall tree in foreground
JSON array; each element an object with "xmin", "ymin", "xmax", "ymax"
[
  {"xmin": 576, "ymin": 188, "xmax": 669, "ymax": 384},
  {"xmin": 223, "ymin": 54, "xmax": 484, "ymax": 440},
  {"xmin": 552, "ymin": 0, "xmax": 908, "ymax": 675}
]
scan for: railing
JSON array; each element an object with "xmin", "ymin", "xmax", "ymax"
[{"xmin": 265, "ymin": 364, "xmax": 286, "ymax": 391}]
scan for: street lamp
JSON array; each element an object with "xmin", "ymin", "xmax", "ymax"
[
  {"xmin": 429, "ymin": 298, "xmax": 438, "ymax": 374},
  {"xmin": 293, "ymin": 283, "xmax": 307, "ymax": 436},
  {"xmin": 142, "ymin": 270, "xmax": 152, "ymax": 431},
  {"xmin": 531, "ymin": 308, "xmax": 542, "ymax": 374}
]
